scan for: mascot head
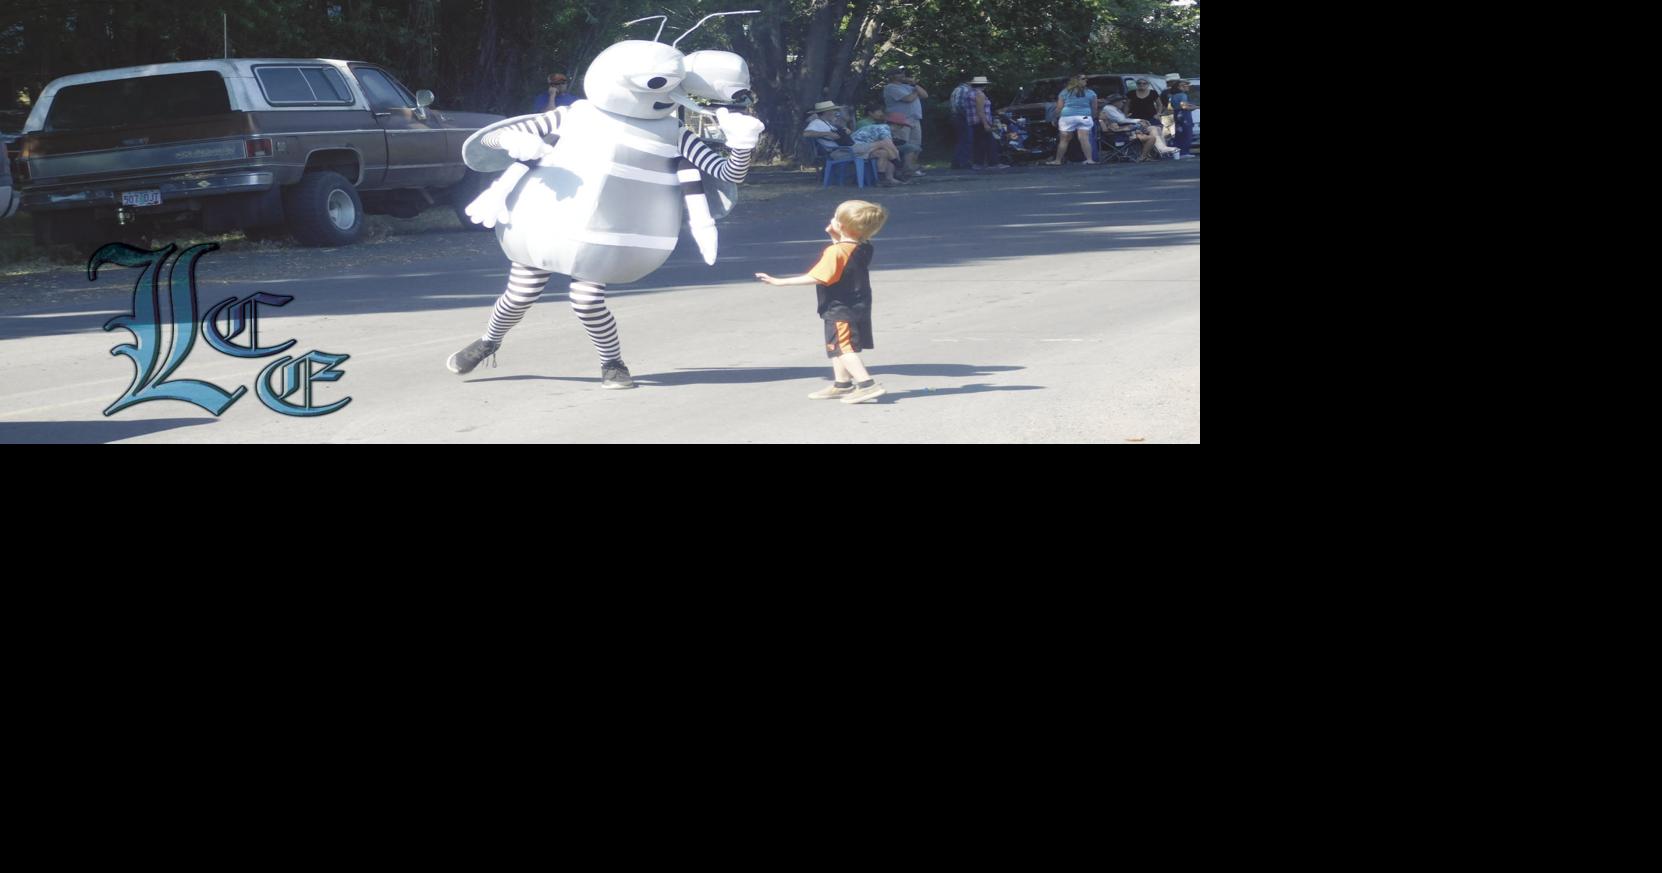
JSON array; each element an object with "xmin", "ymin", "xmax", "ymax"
[{"xmin": 583, "ymin": 40, "xmax": 687, "ymax": 120}]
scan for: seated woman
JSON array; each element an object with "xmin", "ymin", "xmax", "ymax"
[
  {"xmin": 852, "ymin": 106, "xmax": 908, "ymax": 185},
  {"xmin": 1099, "ymin": 93, "xmax": 1177, "ymax": 161}
]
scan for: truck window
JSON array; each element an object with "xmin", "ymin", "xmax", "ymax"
[
  {"xmin": 45, "ymin": 71, "xmax": 231, "ymax": 132},
  {"xmin": 305, "ymin": 68, "xmax": 353, "ymax": 102},
  {"xmin": 353, "ymin": 68, "xmax": 413, "ymax": 112},
  {"xmin": 255, "ymin": 66, "xmax": 355, "ymax": 105}
]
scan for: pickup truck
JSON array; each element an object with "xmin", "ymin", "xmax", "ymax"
[{"xmin": 12, "ymin": 59, "xmax": 503, "ymax": 247}]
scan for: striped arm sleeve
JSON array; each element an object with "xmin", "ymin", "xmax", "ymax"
[
  {"xmin": 680, "ymin": 129, "xmax": 752, "ymax": 184},
  {"xmin": 487, "ymin": 108, "xmax": 565, "ymax": 149}
]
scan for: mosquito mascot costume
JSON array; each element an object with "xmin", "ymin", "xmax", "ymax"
[{"xmin": 447, "ymin": 12, "xmax": 766, "ymax": 389}]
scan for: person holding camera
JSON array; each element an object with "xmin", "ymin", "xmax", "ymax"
[
  {"xmin": 532, "ymin": 72, "xmax": 577, "ymax": 113},
  {"xmin": 883, "ymin": 68, "xmax": 928, "ymax": 177}
]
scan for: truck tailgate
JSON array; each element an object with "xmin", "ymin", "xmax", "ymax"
[{"xmin": 19, "ymin": 113, "xmax": 259, "ymax": 186}]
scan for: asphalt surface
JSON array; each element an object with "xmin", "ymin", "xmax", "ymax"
[{"xmin": 0, "ymin": 160, "xmax": 1200, "ymax": 443}]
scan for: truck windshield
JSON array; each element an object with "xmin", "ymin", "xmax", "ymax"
[{"xmin": 45, "ymin": 72, "xmax": 231, "ymax": 132}]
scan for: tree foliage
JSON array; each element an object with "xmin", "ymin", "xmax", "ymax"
[{"xmin": 0, "ymin": 0, "xmax": 1198, "ymax": 157}]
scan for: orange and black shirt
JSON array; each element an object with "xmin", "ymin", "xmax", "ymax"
[{"xmin": 807, "ymin": 240, "xmax": 875, "ymax": 321}]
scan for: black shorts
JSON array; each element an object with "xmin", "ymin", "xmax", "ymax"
[{"xmin": 824, "ymin": 317, "xmax": 874, "ymax": 358}]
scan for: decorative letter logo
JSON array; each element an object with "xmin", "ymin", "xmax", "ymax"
[
  {"xmin": 203, "ymin": 292, "xmax": 298, "ymax": 358},
  {"xmin": 257, "ymin": 352, "xmax": 353, "ymax": 417},
  {"xmin": 96, "ymin": 243, "xmax": 247, "ymax": 417},
  {"xmin": 93, "ymin": 242, "xmax": 350, "ymax": 418}
]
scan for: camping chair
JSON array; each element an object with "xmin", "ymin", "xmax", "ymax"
[
  {"xmin": 1099, "ymin": 127, "xmax": 1145, "ymax": 162},
  {"xmin": 814, "ymin": 138, "xmax": 875, "ymax": 188}
]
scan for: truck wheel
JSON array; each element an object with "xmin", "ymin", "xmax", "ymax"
[
  {"xmin": 284, "ymin": 171, "xmax": 364, "ymax": 246},
  {"xmin": 451, "ymin": 170, "xmax": 494, "ymax": 231}
]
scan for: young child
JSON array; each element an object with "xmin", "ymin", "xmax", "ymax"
[{"xmin": 756, "ymin": 200, "xmax": 889, "ymax": 403}]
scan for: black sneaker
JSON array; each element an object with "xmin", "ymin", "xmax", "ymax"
[
  {"xmin": 447, "ymin": 338, "xmax": 500, "ymax": 374},
  {"xmin": 600, "ymin": 359, "xmax": 636, "ymax": 389}
]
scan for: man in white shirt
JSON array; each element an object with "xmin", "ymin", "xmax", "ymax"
[
  {"xmin": 803, "ymin": 101, "xmax": 853, "ymax": 161},
  {"xmin": 1100, "ymin": 93, "xmax": 1178, "ymax": 161}
]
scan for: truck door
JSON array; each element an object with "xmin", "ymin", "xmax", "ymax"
[{"xmin": 351, "ymin": 66, "xmax": 448, "ymax": 189}]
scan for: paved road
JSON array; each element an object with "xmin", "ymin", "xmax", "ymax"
[{"xmin": 0, "ymin": 162, "xmax": 1200, "ymax": 443}]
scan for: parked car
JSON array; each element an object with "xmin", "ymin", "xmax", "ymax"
[
  {"xmin": 2, "ymin": 135, "xmax": 20, "ymax": 220},
  {"xmin": 13, "ymin": 59, "xmax": 503, "ymax": 247}
]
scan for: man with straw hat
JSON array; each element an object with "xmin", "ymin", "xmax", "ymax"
[{"xmin": 803, "ymin": 100, "xmax": 854, "ymax": 161}]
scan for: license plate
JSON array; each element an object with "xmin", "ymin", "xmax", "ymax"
[{"xmin": 121, "ymin": 190, "xmax": 162, "ymax": 207}]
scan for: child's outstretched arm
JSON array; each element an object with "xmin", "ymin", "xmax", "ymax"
[
  {"xmin": 755, "ymin": 273, "xmax": 820, "ymax": 286},
  {"xmin": 760, "ymin": 237, "xmax": 855, "ymax": 286}
]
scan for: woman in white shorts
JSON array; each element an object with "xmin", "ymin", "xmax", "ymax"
[{"xmin": 1047, "ymin": 75, "xmax": 1100, "ymax": 165}]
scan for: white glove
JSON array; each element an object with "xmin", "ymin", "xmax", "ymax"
[
  {"xmin": 464, "ymin": 183, "xmax": 509, "ymax": 228},
  {"xmin": 715, "ymin": 108, "xmax": 764, "ymax": 150},
  {"xmin": 497, "ymin": 129, "xmax": 549, "ymax": 162},
  {"xmin": 464, "ymin": 163, "xmax": 533, "ymax": 229}
]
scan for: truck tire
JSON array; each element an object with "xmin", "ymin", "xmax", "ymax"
[
  {"xmin": 284, "ymin": 171, "xmax": 364, "ymax": 247},
  {"xmin": 451, "ymin": 170, "xmax": 494, "ymax": 231}
]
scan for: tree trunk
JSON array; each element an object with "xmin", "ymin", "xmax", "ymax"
[
  {"xmin": 473, "ymin": 0, "xmax": 500, "ymax": 110},
  {"xmin": 825, "ymin": 0, "xmax": 872, "ymax": 106},
  {"xmin": 724, "ymin": 2, "xmax": 796, "ymax": 162}
]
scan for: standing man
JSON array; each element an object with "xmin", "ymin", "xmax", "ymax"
[
  {"xmin": 968, "ymin": 76, "xmax": 1007, "ymax": 170},
  {"xmin": 532, "ymin": 72, "xmax": 578, "ymax": 113},
  {"xmin": 883, "ymin": 67, "xmax": 929, "ymax": 178}
]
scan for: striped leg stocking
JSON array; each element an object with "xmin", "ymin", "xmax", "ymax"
[{"xmin": 483, "ymin": 262, "xmax": 553, "ymax": 344}]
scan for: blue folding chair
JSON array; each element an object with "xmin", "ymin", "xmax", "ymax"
[
  {"xmin": 815, "ymin": 140, "xmax": 875, "ymax": 188},
  {"xmin": 822, "ymin": 155, "xmax": 879, "ymax": 188},
  {"xmin": 820, "ymin": 155, "xmax": 877, "ymax": 187}
]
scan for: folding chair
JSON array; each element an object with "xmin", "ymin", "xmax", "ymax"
[
  {"xmin": 816, "ymin": 142, "xmax": 876, "ymax": 188},
  {"xmin": 1099, "ymin": 129, "xmax": 1144, "ymax": 163}
]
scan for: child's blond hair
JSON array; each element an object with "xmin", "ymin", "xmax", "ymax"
[{"xmin": 835, "ymin": 200, "xmax": 889, "ymax": 240}]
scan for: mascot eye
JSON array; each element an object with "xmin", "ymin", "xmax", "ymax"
[{"xmin": 628, "ymin": 73, "xmax": 684, "ymax": 92}]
